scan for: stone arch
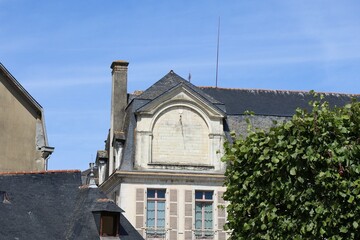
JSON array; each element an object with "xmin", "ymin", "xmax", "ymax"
[{"xmin": 150, "ymin": 102, "xmax": 211, "ymax": 165}]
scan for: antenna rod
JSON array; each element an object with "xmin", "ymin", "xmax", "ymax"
[{"xmin": 216, "ymin": 17, "xmax": 220, "ymax": 88}]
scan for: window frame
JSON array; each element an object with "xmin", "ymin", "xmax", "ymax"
[
  {"xmin": 99, "ymin": 211, "xmax": 120, "ymax": 237},
  {"xmin": 195, "ymin": 190, "xmax": 214, "ymax": 239},
  {"xmin": 146, "ymin": 189, "xmax": 166, "ymax": 239}
]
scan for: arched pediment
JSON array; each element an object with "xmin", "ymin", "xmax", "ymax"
[
  {"xmin": 136, "ymin": 84, "xmax": 225, "ymax": 120},
  {"xmin": 134, "ymin": 83, "xmax": 225, "ymax": 171}
]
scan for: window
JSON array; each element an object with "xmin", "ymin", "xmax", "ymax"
[
  {"xmin": 195, "ymin": 191, "xmax": 213, "ymax": 239},
  {"xmin": 147, "ymin": 189, "xmax": 166, "ymax": 238},
  {"xmin": 100, "ymin": 212, "xmax": 119, "ymax": 237}
]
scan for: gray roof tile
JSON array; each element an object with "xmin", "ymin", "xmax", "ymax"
[
  {"xmin": 200, "ymin": 87, "xmax": 360, "ymax": 116},
  {"xmin": 136, "ymin": 71, "xmax": 222, "ymax": 105},
  {"xmin": 0, "ymin": 171, "xmax": 143, "ymax": 240}
]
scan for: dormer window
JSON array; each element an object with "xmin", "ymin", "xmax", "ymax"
[{"xmin": 100, "ymin": 212, "xmax": 119, "ymax": 237}]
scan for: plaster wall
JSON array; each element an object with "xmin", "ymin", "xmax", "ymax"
[
  {"xmin": 114, "ymin": 181, "xmax": 228, "ymax": 240},
  {"xmin": 0, "ymin": 75, "xmax": 44, "ymax": 171}
]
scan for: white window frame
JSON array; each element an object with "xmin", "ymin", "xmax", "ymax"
[
  {"xmin": 146, "ymin": 189, "xmax": 166, "ymax": 239},
  {"xmin": 195, "ymin": 190, "xmax": 214, "ymax": 239}
]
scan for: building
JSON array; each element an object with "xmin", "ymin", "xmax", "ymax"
[
  {"xmin": 0, "ymin": 170, "xmax": 143, "ymax": 239},
  {"xmin": 96, "ymin": 60, "xmax": 359, "ymax": 240},
  {"xmin": 0, "ymin": 63, "xmax": 53, "ymax": 171}
]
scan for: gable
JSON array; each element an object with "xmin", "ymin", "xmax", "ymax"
[
  {"xmin": 0, "ymin": 63, "xmax": 53, "ymax": 171},
  {"xmin": 134, "ymin": 84, "xmax": 226, "ymax": 171},
  {"xmin": 0, "ymin": 63, "xmax": 42, "ymax": 115},
  {"xmin": 136, "ymin": 83, "xmax": 225, "ymax": 120},
  {"xmin": 135, "ymin": 71, "xmax": 222, "ymax": 106}
]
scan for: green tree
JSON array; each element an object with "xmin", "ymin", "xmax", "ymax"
[{"xmin": 222, "ymin": 94, "xmax": 360, "ymax": 239}]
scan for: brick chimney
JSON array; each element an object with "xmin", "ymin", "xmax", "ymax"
[{"xmin": 109, "ymin": 60, "xmax": 128, "ymax": 174}]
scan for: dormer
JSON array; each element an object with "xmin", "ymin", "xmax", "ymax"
[{"xmin": 134, "ymin": 72, "xmax": 226, "ymax": 172}]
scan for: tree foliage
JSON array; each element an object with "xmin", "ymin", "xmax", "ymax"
[{"xmin": 222, "ymin": 94, "xmax": 360, "ymax": 239}]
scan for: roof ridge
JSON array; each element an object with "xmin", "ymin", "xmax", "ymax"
[
  {"xmin": 199, "ymin": 86, "xmax": 360, "ymax": 96},
  {"xmin": 135, "ymin": 70, "xmax": 189, "ymax": 100},
  {"xmin": 0, "ymin": 169, "xmax": 81, "ymax": 175}
]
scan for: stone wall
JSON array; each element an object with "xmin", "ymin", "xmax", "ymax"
[{"xmin": 152, "ymin": 106, "xmax": 209, "ymax": 165}]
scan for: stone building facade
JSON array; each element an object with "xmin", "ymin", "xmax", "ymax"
[
  {"xmin": 96, "ymin": 60, "xmax": 359, "ymax": 240},
  {"xmin": 0, "ymin": 63, "xmax": 53, "ymax": 172}
]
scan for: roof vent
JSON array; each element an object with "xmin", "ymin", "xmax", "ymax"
[
  {"xmin": 0, "ymin": 191, "xmax": 11, "ymax": 204},
  {"xmin": 88, "ymin": 163, "xmax": 98, "ymax": 188}
]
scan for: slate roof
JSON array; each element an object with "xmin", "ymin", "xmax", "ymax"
[
  {"xmin": 135, "ymin": 70, "xmax": 222, "ymax": 105},
  {"xmin": 0, "ymin": 170, "xmax": 143, "ymax": 240},
  {"xmin": 133, "ymin": 71, "xmax": 359, "ymax": 117},
  {"xmin": 200, "ymin": 87, "xmax": 360, "ymax": 116}
]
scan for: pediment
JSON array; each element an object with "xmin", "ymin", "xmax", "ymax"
[{"xmin": 136, "ymin": 83, "xmax": 225, "ymax": 118}]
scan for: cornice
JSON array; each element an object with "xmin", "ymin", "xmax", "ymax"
[{"xmin": 99, "ymin": 170, "xmax": 225, "ymax": 193}]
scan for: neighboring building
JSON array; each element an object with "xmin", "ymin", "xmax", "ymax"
[
  {"xmin": 0, "ymin": 63, "xmax": 53, "ymax": 171},
  {"xmin": 96, "ymin": 60, "xmax": 359, "ymax": 240},
  {"xmin": 0, "ymin": 170, "xmax": 143, "ymax": 240}
]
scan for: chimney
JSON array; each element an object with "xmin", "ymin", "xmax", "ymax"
[
  {"xmin": 110, "ymin": 60, "xmax": 129, "ymax": 133},
  {"xmin": 109, "ymin": 60, "xmax": 128, "ymax": 174}
]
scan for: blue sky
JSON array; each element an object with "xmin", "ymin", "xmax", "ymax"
[{"xmin": 1, "ymin": 1, "xmax": 360, "ymax": 170}]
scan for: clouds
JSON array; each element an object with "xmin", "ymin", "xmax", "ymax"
[
  {"xmin": 285, "ymin": 1, "xmax": 360, "ymax": 60},
  {"xmin": 1, "ymin": 0, "xmax": 360, "ymax": 170}
]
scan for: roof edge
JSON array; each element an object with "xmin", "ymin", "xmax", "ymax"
[
  {"xmin": 199, "ymin": 86, "xmax": 360, "ymax": 96},
  {"xmin": 0, "ymin": 170, "xmax": 81, "ymax": 175},
  {"xmin": 0, "ymin": 63, "xmax": 43, "ymax": 112}
]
